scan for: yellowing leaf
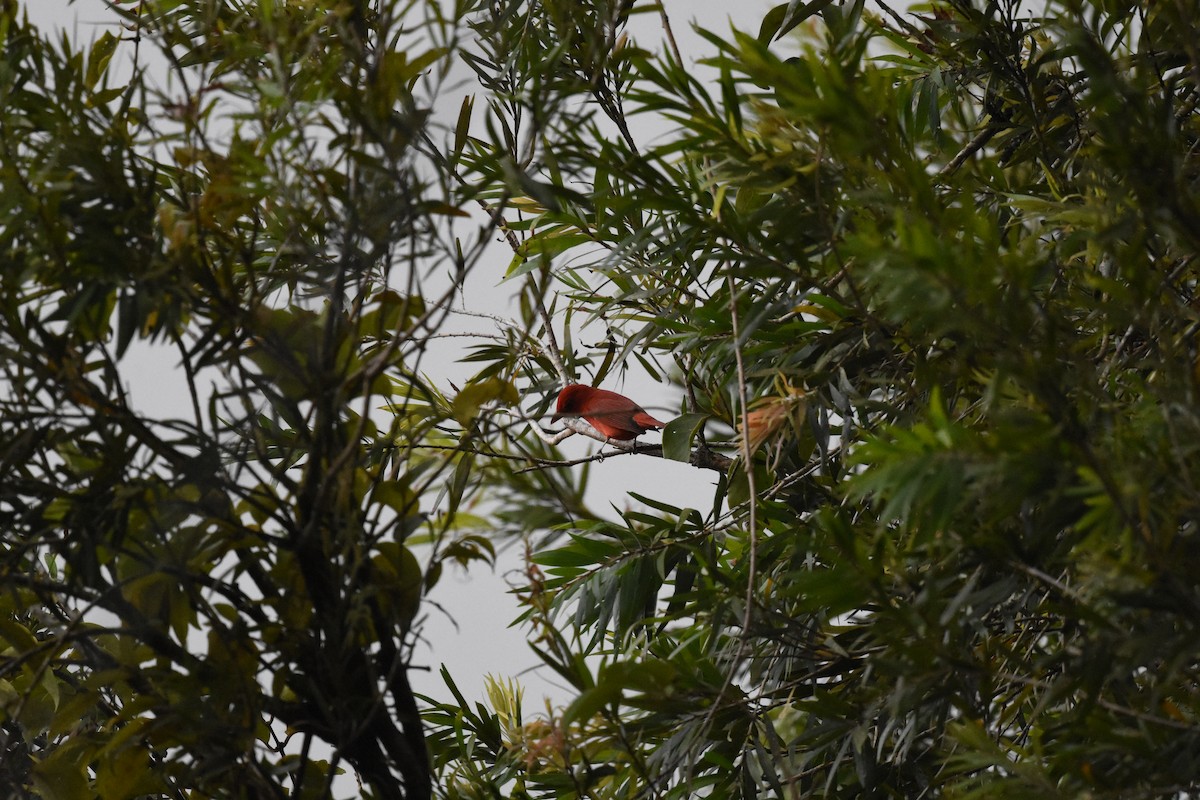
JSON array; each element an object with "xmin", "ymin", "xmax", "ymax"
[{"xmin": 452, "ymin": 378, "xmax": 519, "ymax": 426}]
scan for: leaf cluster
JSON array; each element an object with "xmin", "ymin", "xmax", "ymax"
[
  {"xmin": 0, "ymin": 1, "xmax": 502, "ymax": 797},
  {"xmin": 432, "ymin": 0, "xmax": 1200, "ymax": 797}
]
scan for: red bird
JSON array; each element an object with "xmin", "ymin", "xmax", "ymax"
[{"xmin": 553, "ymin": 384, "xmax": 667, "ymax": 442}]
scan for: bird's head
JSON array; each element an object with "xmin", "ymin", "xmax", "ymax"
[{"xmin": 552, "ymin": 383, "xmax": 589, "ymax": 418}]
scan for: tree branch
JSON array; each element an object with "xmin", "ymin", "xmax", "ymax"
[{"xmin": 937, "ymin": 119, "xmax": 1005, "ymax": 180}]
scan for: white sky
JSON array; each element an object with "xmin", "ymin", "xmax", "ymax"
[{"xmin": 21, "ymin": 0, "xmax": 773, "ymax": 711}]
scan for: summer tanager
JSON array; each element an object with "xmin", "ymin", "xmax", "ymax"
[{"xmin": 553, "ymin": 384, "xmax": 666, "ymax": 441}]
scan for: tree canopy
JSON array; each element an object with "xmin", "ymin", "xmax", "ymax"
[{"xmin": 2, "ymin": 0, "xmax": 1199, "ymax": 798}]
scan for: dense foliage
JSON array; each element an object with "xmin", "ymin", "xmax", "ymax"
[
  {"xmin": 1, "ymin": 0, "xmax": 1198, "ymax": 798},
  {"xmin": 0, "ymin": 0, "xmax": 478, "ymax": 796},
  {"xmin": 433, "ymin": 0, "xmax": 1200, "ymax": 797}
]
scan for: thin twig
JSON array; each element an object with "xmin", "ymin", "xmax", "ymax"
[
  {"xmin": 699, "ymin": 274, "xmax": 759, "ymax": 745},
  {"xmin": 728, "ymin": 274, "xmax": 759, "ymax": 643},
  {"xmin": 995, "ymin": 671, "xmax": 1199, "ymax": 732},
  {"xmin": 658, "ymin": 2, "xmax": 684, "ymax": 66},
  {"xmin": 526, "ymin": 415, "xmax": 644, "ymax": 451},
  {"xmin": 531, "ymin": 271, "xmax": 570, "ymax": 384},
  {"xmin": 417, "ymin": 126, "xmax": 569, "ymax": 384},
  {"xmin": 514, "ymin": 445, "xmax": 660, "ymax": 473},
  {"xmin": 874, "ymin": 0, "xmax": 924, "ymax": 38},
  {"xmin": 171, "ymin": 328, "xmax": 205, "ymax": 434},
  {"xmin": 937, "ymin": 120, "xmax": 1005, "ymax": 180},
  {"xmin": 492, "ymin": 411, "xmax": 732, "ymax": 472}
]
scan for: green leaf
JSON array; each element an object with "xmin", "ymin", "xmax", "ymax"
[
  {"xmin": 86, "ymin": 31, "xmax": 119, "ymax": 89},
  {"xmin": 95, "ymin": 741, "xmax": 154, "ymax": 800},
  {"xmin": 758, "ymin": 3, "xmax": 790, "ymax": 42},
  {"xmin": 564, "ymin": 660, "xmax": 680, "ymax": 725},
  {"xmin": 451, "ymin": 377, "xmax": 518, "ymax": 426},
  {"xmin": 0, "ymin": 616, "xmax": 39, "ymax": 652},
  {"xmin": 454, "ymin": 95, "xmax": 473, "ymax": 157},
  {"xmin": 32, "ymin": 740, "xmax": 91, "ymax": 800},
  {"xmin": 662, "ymin": 413, "xmax": 708, "ymax": 462},
  {"xmin": 760, "ymin": 0, "xmax": 837, "ymax": 42},
  {"xmin": 372, "ymin": 479, "xmax": 419, "ymax": 517}
]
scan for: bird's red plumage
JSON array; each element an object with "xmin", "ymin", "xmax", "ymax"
[{"xmin": 553, "ymin": 384, "xmax": 666, "ymax": 441}]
